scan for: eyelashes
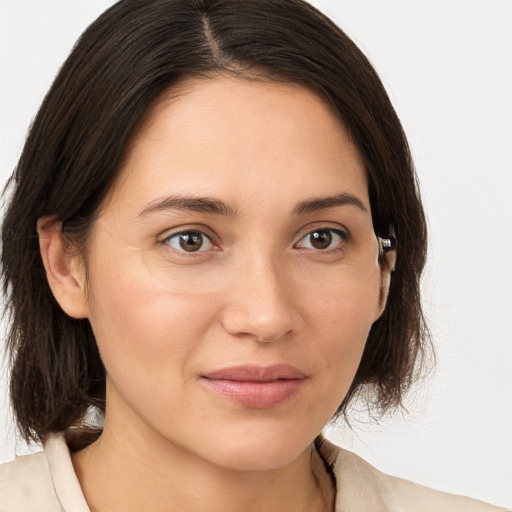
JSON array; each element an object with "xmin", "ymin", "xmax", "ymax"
[
  {"xmin": 294, "ymin": 228, "xmax": 348, "ymax": 251},
  {"xmin": 162, "ymin": 227, "xmax": 349, "ymax": 255},
  {"xmin": 164, "ymin": 231, "xmax": 213, "ymax": 253}
]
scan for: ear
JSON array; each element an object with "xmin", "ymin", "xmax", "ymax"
[
  {"xmin": 375, "ymin": 229, "xmax": 397, "ymax": 319},
  {"xmin": 37, "ymin": 216, "xmax": 89, "ymax": 319}
]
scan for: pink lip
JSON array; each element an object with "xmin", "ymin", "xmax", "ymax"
[{"xmin": 201, "ymin": 365, "xmax": 307, "ymax": 409}]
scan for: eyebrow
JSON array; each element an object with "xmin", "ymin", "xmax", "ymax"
[
  {"xmin": 138, "ymin": 192, "xmax": 367, "ymax": 218},
  {"xmin": 138, "ymin": 196, "xmax": 238, "ymax": 218},
  {"xmin": 293, "ymin": 193, "xmax": 368, "ymax": 215}
]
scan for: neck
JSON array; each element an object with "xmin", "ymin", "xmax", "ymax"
[{"xmin": 72, "ymin": 419, "xmax": 334, "ymax": 512}]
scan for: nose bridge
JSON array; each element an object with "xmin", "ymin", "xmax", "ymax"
[{"xmin": 221, "ymin": 247, "xmax": 298, "ymax": 342}]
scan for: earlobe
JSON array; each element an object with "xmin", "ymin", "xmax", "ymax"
[
  {"xmin": 378, "ymin": 254, "xmax": 394, "ymax": 312},
  {"xmin": 37, "ymin": 216, "xmax": 89, "ymax": 319},
  {"xmin": 375, "ymin": 231, "xmax": 397, "ymax": 319}
]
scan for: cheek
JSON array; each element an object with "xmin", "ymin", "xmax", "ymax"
[
  {"xmin": 85, "ymin": 257, "xmax": 220, "ymax": 393},
  {"xmin": 304, "ymin": 270, "xmax": 382, "ymax": 388},
  {"xmin": 306, "ymin": 265, "xmax": 382, "ymax": 338}
]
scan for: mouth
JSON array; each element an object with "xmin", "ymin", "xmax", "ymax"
[{"xmin": 201, "ymin": 365, "xmax": 307, "ymax": 409}]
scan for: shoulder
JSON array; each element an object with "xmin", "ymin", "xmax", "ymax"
[
  {"xmin": 0, "ymin": 450, "xmax": 64, "ymax": 512},
  {"xmin": 0, "ymin": 433, "xmax": 89, "ymax": 512},
  {"xmin": 317, "ymin": 438, "xmax": 510, "ymax": 512}
]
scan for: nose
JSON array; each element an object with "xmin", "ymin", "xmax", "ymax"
[{"xmin": 220, "ymin": 254, "xmax": 300, "ymax": 343}]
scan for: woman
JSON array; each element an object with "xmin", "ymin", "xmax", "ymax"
[{"xmin": 0, "ymin": 0, "xmax": 508, "ymax": 511}]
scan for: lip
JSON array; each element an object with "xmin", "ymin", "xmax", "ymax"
[{"xmin": 201, "ymin": 365, "xmax": 307, "ymax": 409}]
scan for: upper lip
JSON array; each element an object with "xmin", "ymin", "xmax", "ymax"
[{"xmin": 202, "ymin": 365, "xmax": 306, "ymax": 382}]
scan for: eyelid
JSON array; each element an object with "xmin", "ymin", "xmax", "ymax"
[
  {"xmin": 293, "ymin": 223, "xmax": 350, "ymax": 242},
  {"xmin": 294, "ymin": 226, "xmax": 350, "ymax": 251},
  {"xmin": 159, "ymin": 224, "xmax": 218, "ymax": 242},
  {"xmin": 159, "ymin": 225, "xmax": 221, "ymax": 254}
]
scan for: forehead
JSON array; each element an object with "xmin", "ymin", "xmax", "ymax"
[{"xmin": 107, "ymin": 75, "xmax": 369, "ymax": 215}]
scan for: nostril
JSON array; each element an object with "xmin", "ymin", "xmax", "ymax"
[
  {"xmin": 221, "ymin": 306, "xmax": 297, "ymax": 343},
  {"xmin": 254, "ymin": 329, "xmax": 293, "ymax": 343}
]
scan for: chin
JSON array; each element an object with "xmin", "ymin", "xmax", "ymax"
[
  {"xmin": 186, "ymin": 422, "xmax": 318, "ymax": 472},
  {"xmin": 211, "ymin": 444, "xmax": 307, "ymax": 472}
]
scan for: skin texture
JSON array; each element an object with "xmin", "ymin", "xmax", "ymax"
[{"xmin": 38, "ymin": 76, "xmax": 394, "ymax": 512}]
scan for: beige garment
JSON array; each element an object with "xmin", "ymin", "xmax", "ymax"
[{"xmin": 0, "ymin": 434, "xmax": 509, "ymax": 512}]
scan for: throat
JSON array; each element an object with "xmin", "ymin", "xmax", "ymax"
[{"xmin": 71, "ymin": 433, "xmax": 335, "ymax": 512}]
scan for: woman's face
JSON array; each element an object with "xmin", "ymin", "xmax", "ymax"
[{"xmin": 79, "ymin": 76, "xmax": 388, "ymax": 470}]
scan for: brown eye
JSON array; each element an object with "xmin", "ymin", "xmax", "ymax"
[
  {"xmin": 309, "ymin": 230, "xmax": 332, "ymax": 249},
  {"xmin": 295, "ymin": 228, "xmax": 347, "ymax": 251},
  {"xmin": 165, "ymin": 231, "xmax": 212, "ymax": 253}
]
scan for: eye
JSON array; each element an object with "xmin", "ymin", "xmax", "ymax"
[
  {"xmin": 163, "ymin": 230, "xmax": 213, "ymax": 253},
  {"xmin": 295, "ymin": 228, "xmax": 348, "ymax": 251}
]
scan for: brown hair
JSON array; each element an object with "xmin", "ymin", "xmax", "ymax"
[{"xmin": 2, "ymin": 0, "xmax": 429, "ymax": 447}]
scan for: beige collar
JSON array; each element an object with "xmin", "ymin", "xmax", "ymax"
[{"xmin": 316, "ymin": 436, "xmax": 394, "ymax": 512}]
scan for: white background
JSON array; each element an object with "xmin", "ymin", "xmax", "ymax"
[{"xmin": 1, "ymin": 0, "xmax": 511, "ymax": 508}]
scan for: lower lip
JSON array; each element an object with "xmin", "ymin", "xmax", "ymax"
[{"xmin": 201, "ymin": 378, "xmax": 305, "ymax": 409}]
